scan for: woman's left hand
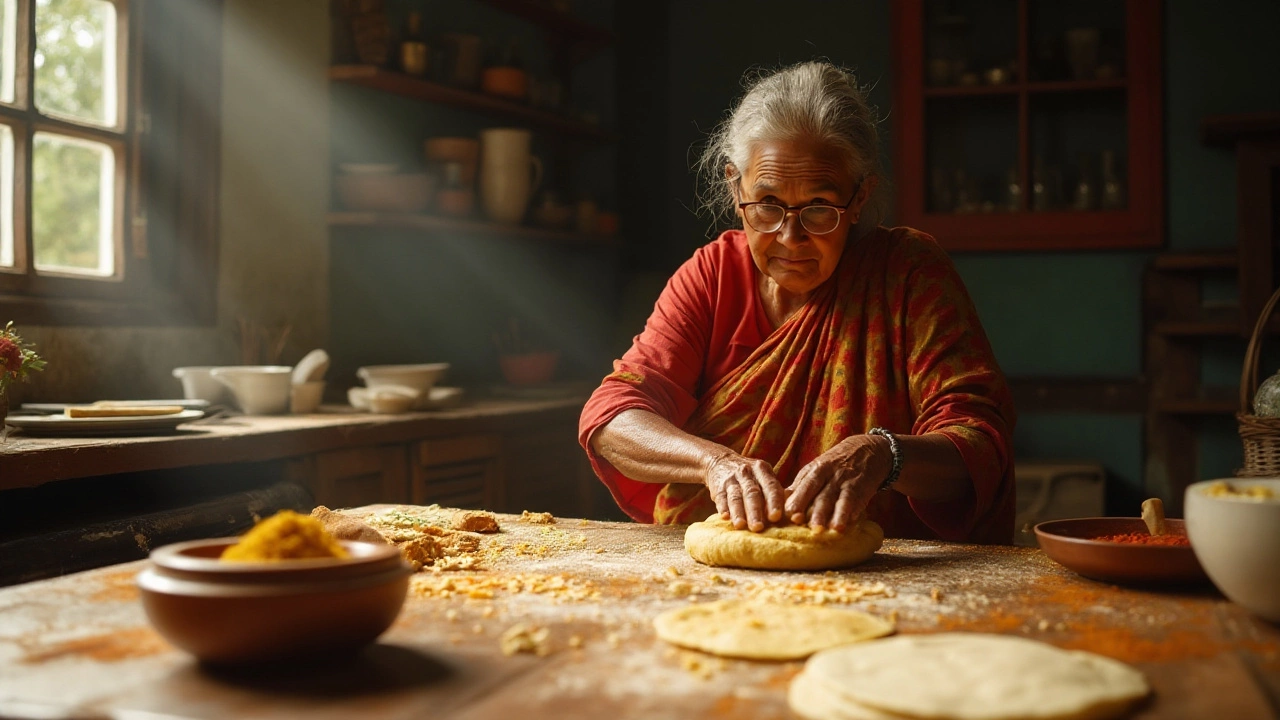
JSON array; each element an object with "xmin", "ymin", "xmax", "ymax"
[{"xmin": 784, "ymin": 434, "xmax": 893, "ymax": 531}]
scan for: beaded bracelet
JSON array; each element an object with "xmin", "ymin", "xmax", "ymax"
[{"xmin": 867, "ymin": 427, "xmax": 903, "ymax": 492}]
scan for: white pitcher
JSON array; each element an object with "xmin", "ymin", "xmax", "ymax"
[{"xmin": 480, "ymin": 128, "xmax": 543, "ymax": 224}]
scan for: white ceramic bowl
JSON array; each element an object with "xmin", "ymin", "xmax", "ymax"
[
  {"xmin": 290, "ymin": 381, "xmax": 326, "ymax": 414},
  {"xmin": 1185, "ymin": 478, "xmax": 1280, "ymax": 621},
  {"xmin": 173, "ymin": 367, "xmax": 231, "ymax": 405},
  {"xmin": 357, "ymin": 363, "xmax": 449, "ymax": 395},
  {"xmin": 210, "ymin": 366, "xmax": 293, "ymax": 415}
]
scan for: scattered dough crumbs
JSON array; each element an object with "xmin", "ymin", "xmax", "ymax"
[
  {"xmin": 452, "ymin": 510, "xmax": 500, "ymax": 533},
  {"xmin": 360, "ymin": 507, "xmax": 489, "ymax": 572},
  {"xmin": 412, "ymin": 573, "xmax": 602, "ymax": 602},
  {"xmin": 738, "ymin": 578, "xmax": 894, "ymax": 605},
  {"xmin": 521, "ymin": 510, "xmax": 556, "ymax": 524},
  {"xmin": 500, "ymin": 623, "xmax": 551, "ymax": 656}
]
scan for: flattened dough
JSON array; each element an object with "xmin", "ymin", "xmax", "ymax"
[
  {"xmin": 653, "ymin": 599, "xmax": 893, "ymax": 660},
  {"xmin": 789, "ymin": 668, "xmax": 898, "ymax": 720},
  {"xmin": 684, "ymin": 515, "xmax": 883, "ymax": 570},
  {"xmin": 802, "ymin": 633, "xmax": 1150, "ymax": 720}
]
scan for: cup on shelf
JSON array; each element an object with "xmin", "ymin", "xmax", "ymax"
[
  {"xmin": 1064, "ymin": 27, "xmax": 1100, "ymax": 81},
  {"xmin": 210, "ymin": 366, "xmax": 293, "ymax": 415},
  {"xmin": 479, "ymin": 129, "xmax": 542, "ymax": 225},
  {"xmin": 290, "ymin": 381, "xmax": 326, "ymax": 414},
  {"xmin": 424, "ymin": 137, "xmax": 479, "ymax": 187},
  {"xmin": 173, "ymin": 367, "xmax": 231, "ymax": 405}
]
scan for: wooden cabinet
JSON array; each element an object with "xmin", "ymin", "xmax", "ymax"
[
  {"xmin": 411, "ymin": 434, "xmax": 503, "ymax": 510},
  {"xmin": 501, "ymin": 427, "xmax": 589, "ymax": 519},
  {"xmin": 892, "ymin": 0, "xmax": 1163, "ymax": 251},
  {"xmin": 300, "ymin": 445, "xmax": 411, "ymax": 509}
]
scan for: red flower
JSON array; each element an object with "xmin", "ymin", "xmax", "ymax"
[{"xmin": 0, "ymin": 336, "xmax": 20, "ymax": 373}]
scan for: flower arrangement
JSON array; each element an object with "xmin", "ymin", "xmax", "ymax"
[{"xmin": 0, "ymin": 321, "xmax": 46, "ymax": 396}]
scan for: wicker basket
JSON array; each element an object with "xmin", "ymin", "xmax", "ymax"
[{"xmin": 1237, "ymin": 286, "xmax": 1280, "ymax": 476}]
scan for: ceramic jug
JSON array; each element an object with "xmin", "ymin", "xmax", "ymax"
[{"xmin": 480, "ymin": 128, "xmax": 543, "ymax": 225}]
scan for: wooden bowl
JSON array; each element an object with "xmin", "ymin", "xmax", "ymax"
[
  {"xmin": 138, "ymin": 538, "xmax": 411, "ymax": 664},
  {"xmin": 481, "ymin": 67, "xmax": 528, "ymax": 100},
  {"xmin": 1034, "ymin": 518, "xmax": 1209, "ymax": 586},
  {"xmin": 335, "ymin": 173, "xmax": 435, "ymax": 213}
]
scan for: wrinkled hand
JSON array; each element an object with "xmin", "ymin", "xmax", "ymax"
[
  {"xmin": 784, "ymin": 435, "xmax": 892, "ymax": 531},
  {"xmin": 705, "ymin": 452, "xmax": 786, "ymax": 532}
]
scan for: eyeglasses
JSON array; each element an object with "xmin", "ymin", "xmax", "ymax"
[{"xmin": 737, "ymin": 184, "xmax": 862, "ymax": 235}]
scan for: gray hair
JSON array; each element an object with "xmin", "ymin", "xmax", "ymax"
[{"xmin": 696, "ymin": 61, "xmax": 884, "ymax": 230}]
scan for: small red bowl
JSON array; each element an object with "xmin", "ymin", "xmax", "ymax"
[
  {"xmin": 499, "ymin": 351, "xmax": 559, "ymax": 386},
  {"xmin": 1034, "ymin": 518, "xmax": 1209, "ymax": 586}
]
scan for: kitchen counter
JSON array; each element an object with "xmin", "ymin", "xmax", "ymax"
[
  {"xmin": 0, "ymin": 397, "xmax": 586, "ymax": 492},
  {"xmin": 0, "ymin": 508, "xmax": 1276, "ymax": 719}
]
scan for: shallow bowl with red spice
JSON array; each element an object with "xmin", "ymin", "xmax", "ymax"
[
  {"xmin": 137, "ymin": 538, "xmax": 412, "ymax": 665},
  {"xmin": 1034, "ymin": 518, "xmax": 1208, "ymax": 586}
]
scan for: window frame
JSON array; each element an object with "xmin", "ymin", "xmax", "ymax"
[{"xmin": 0, "ymin": 0, "xmax": 222, "ymax": 326}]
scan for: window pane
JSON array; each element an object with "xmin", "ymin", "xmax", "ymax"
[
  {"xmin": 33, "ymin": 131, "xmax": 114, "ymax": 277},
  {"xmin": 0, "ymin": 125, "xmax": 10, "ymax": 267},
  {"xmin": 34, "ymin": 0, "xmax": 118, "ymax": 126},
  {"xmin": 0, "ymin": 0, "xmax": 16, "ymax": 104}
]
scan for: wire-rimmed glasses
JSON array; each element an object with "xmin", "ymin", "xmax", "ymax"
[{"xmin": 737, "ymin": 184, "xmax": 861, "ymax": 235}]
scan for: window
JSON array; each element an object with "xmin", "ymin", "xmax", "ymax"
[{"xmin": 0, "ymin": 0, "xmax": 223, "ymax": 325}]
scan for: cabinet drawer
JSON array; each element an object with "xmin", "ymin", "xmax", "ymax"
[{"xmin": 411, "ymin": 434, "xmax": 502, "ymax": 510}]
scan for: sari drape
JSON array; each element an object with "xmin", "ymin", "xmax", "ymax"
[{"xmin": 579, "ymin": 227, "xmax": 1016, "ymax": 543}]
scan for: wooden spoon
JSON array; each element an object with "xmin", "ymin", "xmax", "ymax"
[{"xmin": 1141, "ymin": 497, "xmax": 1167, "ymax": 536}]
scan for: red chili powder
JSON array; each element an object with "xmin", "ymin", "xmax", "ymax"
[{"xmin": 1093, "ymin": 531, "xmax": 1190, "ymax": 546}]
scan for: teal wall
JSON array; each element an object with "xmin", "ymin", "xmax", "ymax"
[
  {"xmin": 618, "ymin": 0, "xmax": 1280, "ymax": 513},
  {"xmin": 329, "ymin": 1, "xmax": 620, "ymax": 386}
]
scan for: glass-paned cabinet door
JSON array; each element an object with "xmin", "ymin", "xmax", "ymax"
[{"xmin": 894, "ymin": 0, "xmax": 1162, "ymax": 251}]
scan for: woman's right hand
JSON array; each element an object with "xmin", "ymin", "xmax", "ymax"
[{"xmin": 705, "ymin": 452, "xmax": 786, "ymax": 532}]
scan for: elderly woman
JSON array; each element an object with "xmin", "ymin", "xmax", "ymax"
[{"xmin": 579, "ymin": 62, "xmax": 1015, "ymax": 543}]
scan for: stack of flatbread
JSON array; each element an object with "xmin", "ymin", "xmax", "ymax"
[{"xmin": 789, "ymin": 633, "xmax": 1149, "ymax": 720}]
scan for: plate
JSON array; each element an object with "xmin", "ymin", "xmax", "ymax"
[
  {"xmin": 1034, "ymin": 518, "xmax": 1209, "ymax": 585},
  {"xmin": 347, "ymin": 386, "xmax": 465, "ymax": 412},
  {"xmin": 3, "ymin": 409, "xmax": 206, "ymax": 437},
  {"xmin": 20, "ymin": 399, "xmax": 211, "ymax": 415}
]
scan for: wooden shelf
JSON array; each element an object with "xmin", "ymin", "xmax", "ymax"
[
  {"xmin": 329, "ymin": 65, "xmax": 614, "ymax": 143},
  {"xmin": 1152, "ymin": 251, "xmax": 1238, "ymax": 272},
  {"xmin": 1026, "ymin": 78, "xmax": 1127, "ymax": 94},
  {"xmin": 1153, "ymin": 389, "xmax": 1240, "ymax": 416},
  {"xmin": 328, "ymin": 211, "xmax": 619, "ymax": 247},
  {"xmin": 1152, "ymin": 314, "xmax": 1280, "ymax": 338},
  {"xmin": 476, "ymin": 0, "xmax": 614, "ymax": 50},
  {"xmin": 924, "ymin": 84, "xmax": 1018, "ymax": 98},
  {"xmin": 924, "ymin": 79, "xmax": 1126, "ymax": 99}
]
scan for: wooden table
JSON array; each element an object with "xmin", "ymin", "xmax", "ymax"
[{"xmin": 0, "ymin": 510, "xmax": 1276, "ymax": 719}]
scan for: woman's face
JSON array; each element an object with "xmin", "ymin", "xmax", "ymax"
[{"xmin": 734, "ymin": 137, "xmax": 873, "ymax": 296}]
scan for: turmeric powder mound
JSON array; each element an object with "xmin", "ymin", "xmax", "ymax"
[{"xmin": 221, "ymin": 510, "xmax": 349, "ymax": 561}]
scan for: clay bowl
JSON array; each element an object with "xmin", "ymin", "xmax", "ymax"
[
  {"xmin": 1034, "ymin": 518, "xmax": 1209, "ymax": 586},
  {"xmin": 499, "ymin": 351, "xmax": 559, "ymax": 386},
  {"xmin": 138, "ymin": 538, "xmax": 411, "ymax": 665},
  {"xmin": 335, "ymin": 173, "xmax": 435, "ymax": 213}
]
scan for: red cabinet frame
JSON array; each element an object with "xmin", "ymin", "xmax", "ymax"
[{"xmin": 891, "ymin": 0, "xmax": 1163, "ymax": 251}]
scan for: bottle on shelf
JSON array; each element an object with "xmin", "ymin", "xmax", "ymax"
[
  {"xmin": 1031, "ymin": 157, "xmax": 1049, "ymax": 211},
  {"xmin": 1003, "ymin": 167, "xmax": 1023, "ymax": 212},
  {"xmin": 1072, "ymin": 155, "xmax": 1095, "ymax": 211},
  {"xmin": 1100, "ymin": 150, "xmax": 1126, "ymax": 211},
  {"xmin": 400, "ymin": 11, "xmax": 429, "ymax": 76}
]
